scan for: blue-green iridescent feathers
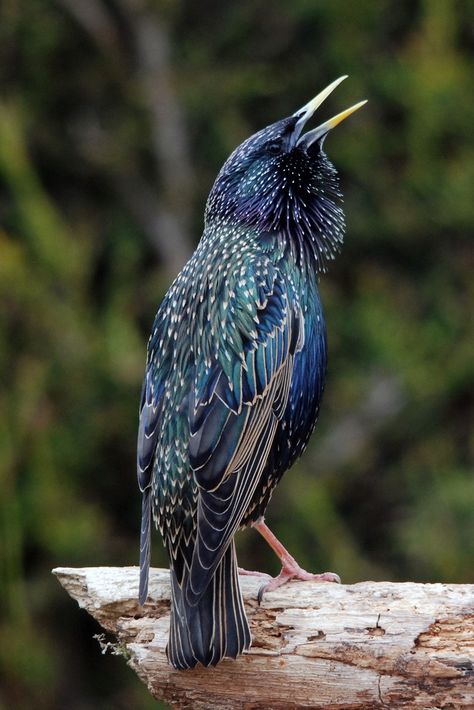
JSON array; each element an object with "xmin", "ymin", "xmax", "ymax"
[{"xmin": 137, "ymin": 111, "xmax": 344, "ymax": 669}]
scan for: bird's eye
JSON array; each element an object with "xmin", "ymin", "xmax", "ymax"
[{"xmin": 266, "ymin": 139, "xmax": 282, "ymax": 155}]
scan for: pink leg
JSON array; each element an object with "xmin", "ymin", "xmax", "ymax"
[{"xmin": 253, "ymin": 518, "xmax": 341, "ymax": 601}]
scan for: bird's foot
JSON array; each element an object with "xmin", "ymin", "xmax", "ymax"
[
  {"xmin": 257, "ymin": 563, "xmax": 340, "ymax": 603},
  {"xmin": 238, "ymin": 567, "xmax": 272, "ymax": 579},
  {"xmin": 251, "ymin": 518, "xmax": 341, "ymax": 603}
]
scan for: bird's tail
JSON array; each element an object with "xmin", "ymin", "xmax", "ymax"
[
  {"xmin": 167, "ymin": 540, "xmax": 251, "ymax": 669},
  {"xmin": 138, "ymin": 487, "xmax": 151, "ymax": 605}
]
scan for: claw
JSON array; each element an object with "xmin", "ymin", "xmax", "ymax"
[
  {"xmin": 257, "ymin": 565, "xmax": 340, "ymax": 603},
  {"xmin": 252, "ymin": 518, "xmax": 341, "ymax": 604}
]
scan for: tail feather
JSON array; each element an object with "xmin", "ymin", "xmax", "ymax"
[
  {"xmin": 138, "ymin": 488, "xmax": 151, "ymax": 605},
  {"xmin": 167, "ymin": 540, "xmax": 251, "ymax": 669}
]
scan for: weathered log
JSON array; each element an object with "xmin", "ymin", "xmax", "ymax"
[{"xmin": 53, "ymin": 566, "xmax": 474, "ymax": 709}]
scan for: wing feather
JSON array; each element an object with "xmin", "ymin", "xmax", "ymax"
[
  {"xmin": 137, "ymin": 318, "xmax": 170, "ymax": 602},
  {"xmin": 185, "ymin": 268, "xmax": 303, "ymax": 605}
]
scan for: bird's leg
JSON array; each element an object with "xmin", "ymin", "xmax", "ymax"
[{"xmin": 252, "ymin": 518, "xmax": 341, "ymax": 602}]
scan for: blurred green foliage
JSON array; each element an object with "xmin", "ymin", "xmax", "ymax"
[{"xmin": 0, "ymin": 0, "xmax": 472, "ymax": 707}]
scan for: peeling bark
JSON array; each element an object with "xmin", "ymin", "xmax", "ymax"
[{"xmin": 53, "ymin": 567, "xmax": 474, "ymax": 709}]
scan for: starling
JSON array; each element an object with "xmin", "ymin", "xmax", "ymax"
[{"xmin": 137, "ymin": 76, "xmax": 366, "ymax": 669}]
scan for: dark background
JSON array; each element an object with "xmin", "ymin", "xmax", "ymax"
[{"xmin": 0, "ymin": 1, "xmax": 472, "ymax": 708}]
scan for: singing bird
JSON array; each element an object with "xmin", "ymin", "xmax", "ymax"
[{"xmin": 137, "ymin": 77, "xmax": 366, "ymax": 669}]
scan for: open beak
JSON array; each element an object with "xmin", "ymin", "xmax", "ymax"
[{"xmin": 293, "ymin": 76, "xmax": 367, "ymax": 149}]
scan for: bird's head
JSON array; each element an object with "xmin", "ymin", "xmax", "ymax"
[{"xmin": 206, "ymin": 77, "xmax": 366, "ymax": 270}]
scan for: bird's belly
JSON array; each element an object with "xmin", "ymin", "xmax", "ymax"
[{"xmin": 286, "ymin": 309, "xmax": 327, "ymax": 460}]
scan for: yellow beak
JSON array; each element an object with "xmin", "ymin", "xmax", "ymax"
[{"xmin": 293, "ymin": 76, "xmax": 367, "ymax": 147}]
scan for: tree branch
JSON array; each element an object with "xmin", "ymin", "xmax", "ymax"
[{"xmin": 53, "ymin": 566, "xmax": 474, "ymax": 709}]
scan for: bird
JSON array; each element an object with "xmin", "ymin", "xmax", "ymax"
[{"xmin": 137, "ymin": 76, "xmax": 366, "ymax": 670}]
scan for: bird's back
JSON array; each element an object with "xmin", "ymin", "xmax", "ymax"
[{"xmin": 146, "ymin": 223, "xmax": 325, "ymax": 526}]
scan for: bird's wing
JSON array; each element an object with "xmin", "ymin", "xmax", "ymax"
[
  {"xmin": 137, "ymin": 369, "xmax": 163, "ymax": 492},
  {"xmin": 137, "ymin": 337, "xmax": 167, "ymax": 603},
  {"xmin": 185, "ymin": 265, "xmax": 304, "ymax": 605}
]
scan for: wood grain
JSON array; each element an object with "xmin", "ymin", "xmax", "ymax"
[{"xmin": 53, "ymin": 566, "xmax": 474, "ymax": 709}]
